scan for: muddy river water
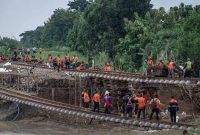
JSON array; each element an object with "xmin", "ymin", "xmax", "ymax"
[{"xmin": 0, "ymin": 120, "xmax": 183, "ymax": 135}]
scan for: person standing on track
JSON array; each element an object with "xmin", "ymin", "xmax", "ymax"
[
  {"xmin": 168, "ymin": 96, "xmax": 179, "ymax": 123},
  {"xmin": 168, "ymin": 59, "xmax": 175, "ymax": 78},
  {"xmin": 121, "ymin": 94, "xmax": 128, "ymax": 117},
  {"xmin": 149, "ymin": 95, "xmax": 161, "ymax": 121},
  {"xmin": 147, "ymin": 57, "xmax": 154, "ymax": 76},
  {"xmin": 57, "ymin": 55, "xmax": 62, "ymax": 72},
  {"xmin": 65, "ymin": 53, "xmax": 70, "ymax": 69},
  {"xmin": 47, "ymin": 54, "xmax": 53, "ymax": 67},
  {"xmin": 104, "ymin": 91, "xmax": 112, "ymax": 114},
  {"xmin": 125, "ymin": 93, "xmax": 135, "ymax": 117},
  {"xmin": 137, "ymin": 94, "xmax": 146, "ymax": 119},
  {"xmin": 84, "ymin": 90, "xmax": 90, "ymax": 112},
  {"xmin": 93, "ymin": 90, "xmax": 100, "ymax": 112},
  {"xmin": 105, "ymin": 63, "xmax": 111, "ymax": 72}
]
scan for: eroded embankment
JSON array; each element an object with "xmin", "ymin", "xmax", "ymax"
[{"xmin": 0, "ymin": 100, "xmax": 182, "ymax": 135}]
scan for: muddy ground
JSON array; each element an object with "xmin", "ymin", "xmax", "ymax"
[
  {"xmin": 0, "ymin": 102, "xmax": 184, "ymax": 135},
  {"xmin": 0, "ymin": 119, "xmax": 182, "ymax": 135}
]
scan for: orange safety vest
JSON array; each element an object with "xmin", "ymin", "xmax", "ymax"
[
  {"xmin": 57, "ymin": 57, "xmax": 62, "ymax": 65},
  {"xmin": 150, "ymin": 98, "xmax": 161, "ymax": 109},
  {"xmin": 138, "ymin": 97, "xmax": 146, "ymax": 108},
  {"xmin": 168, "ymin": 62, "xmax": 174, "ymax": 70},
  {"xmin": 147, "ymin": 60, "xmax": 153, "ymax": 66},
  {"xmin": 65, "ymin": 55, "xmax": 70, "ymax": 62},
  {"xmin": 84, "ymin": 92, "xmax": 90, "ymax": 103},
  {"xmin": 169, "ymin": 98, "xmax": 177, "ymax": 103},
  {"xmin": 105, "ymin": 65, "xmax": 111, "ymax": 72},
  {"xmin": 93, "ymin": 93, "xmax": 100, "ymax": 103}
]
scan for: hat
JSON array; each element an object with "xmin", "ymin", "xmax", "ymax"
[{"xmin": 105, "ymin": 90, "xmax": 109, "ymax": 95}]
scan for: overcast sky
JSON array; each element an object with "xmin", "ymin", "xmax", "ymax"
[{"xmin": 0, "ymin": 0, "xmax": 199, "ymax": 40}]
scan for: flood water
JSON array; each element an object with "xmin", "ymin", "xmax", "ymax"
[{"xmin": 0, "ymin": 120, "xmax": 182, "ymax": 135}]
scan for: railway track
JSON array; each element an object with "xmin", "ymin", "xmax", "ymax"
[
  {"xmin": 10, "ymin": 62, "xmax": 200, "ymax": 86},
  {"xmin": 0, "ymin": 86, "xmax": 197, "ymax": 131}
]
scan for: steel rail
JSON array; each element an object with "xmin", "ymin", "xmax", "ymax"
[
  {"xmin": 0, "ymin": 86, "xmax": 196, "ymax": 131},
  {"xmin": 10, "ymin": 62, "xmax": 200, "ymax": 86}
]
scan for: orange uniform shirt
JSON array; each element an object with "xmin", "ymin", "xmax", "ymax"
[
  {"xmin": 138, "ymin": 97, "xmax": 146, "ymax": 108},
  {"xmin": 150, "ymin": 98, "xmax": 161, "ymax": 109},
  {"xmin": 84, "ymin": 92, "xmax": 90, "ymax": 103},
  {"xmin": 105, "ymin": 65, "xmax": 111, "ymax": 71},
  {"xmin": 168, "ymin": 62, "xmax": 174, "ymax": 70},
  {"xmin": 147, "ymin": 60, "xmax": 153, "ymax": 66},
  {"xmin": 93, "ymin": 93, "xmax": 100, "ymax": 103}
]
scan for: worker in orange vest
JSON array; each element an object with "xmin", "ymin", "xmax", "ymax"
[
  {"xmin": 93, "ymin": 90, "xmax": 100, "ymax": 112},
  {"xmin": 168, "ymin": 96, "xmax": 179, "ymax": 123},
  {"xmin": 137, "ymin": 94, "xmax": 146, "ymax": 119},
  {"xmin": 57, "ymin": 55, "xmax": 62, "ymax": 72},
  {"xmin": 147, "ymin": 57, "xmax": 154, "ymax": 67},
  {"xmin": 65, "ymin": 53, "xmax": 70, "ymax": 69},
  {"xmin": 147, "ymin": 57, "xmax": 154, "ymax": 76},
  {"xmin": 149, "ymin": 95, "xmax": 161, "ymax": 121},
  {"xmin": 84, "ymin": 90, "xmax": 90, "ymax": 112},
  {"xmin": 168, "ymin": 59, "xmax": 175, "ymax": 78},
  {"xmin": 105, "ymin": 62, "xmax": 111, "ymax": 72}
]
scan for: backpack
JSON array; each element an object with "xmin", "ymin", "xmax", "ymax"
[{"xmin": 151, "ymin": 99, "xmax": 158, "ymax": 109}]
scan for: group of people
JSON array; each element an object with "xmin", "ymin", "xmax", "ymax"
[
  {"xmin": 21, "ymin": 55, "xmax": 44, "ymax": 64},
  {"xmin": 144, "ymin": 57, "xmax": 193, "ymax": 78},
  {"xmin": 47, "ymin": 53, "xmax": 112, "ymax": 72},
  {"xmin": 81, "ymin": 90, "xmax": 112, "ymax": 114},
  {"xmin": 47, "ymin": 53, "xmax": 79, "ymax": 72},
  {"xmin": 12, "ymin": 49, "xmax": 113, "ymax": 72},
  {"xmin": 81, "ymin": 89, "xmax": 179, "ymax": 123},
  {"xmin": 122, "ymin": 93, "xmax": 179, "ymax": 123}
]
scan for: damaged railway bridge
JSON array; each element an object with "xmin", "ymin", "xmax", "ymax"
[{"xmin": 0, "ymin": 62, "xmax": 199, "ymax": 131}]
